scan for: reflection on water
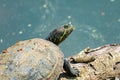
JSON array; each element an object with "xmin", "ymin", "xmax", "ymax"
[{"xmin": 0, "ymin": 0, "xmax": 120, "ymax": 57}]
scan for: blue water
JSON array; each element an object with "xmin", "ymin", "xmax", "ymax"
[{"xmin": 0, "ymin": 0, "xmax": 120, "ymax": 57}]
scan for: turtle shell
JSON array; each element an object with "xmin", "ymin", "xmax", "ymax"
[{"xmin": 0, "ymin": 38, "xmax": 64, "ymax": 80}]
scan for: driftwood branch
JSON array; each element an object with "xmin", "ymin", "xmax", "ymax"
[{"xmin": 59, "ymin": 44, "xmax": 120, "ymax": 80}]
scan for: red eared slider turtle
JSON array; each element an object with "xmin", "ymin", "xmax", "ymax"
[{"xmin": 0, "ymin": 23, "xmax": 79, "ymax": 80}]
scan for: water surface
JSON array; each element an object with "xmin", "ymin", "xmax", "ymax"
[{"xmin": 0, "ymin": 0, "xmax": 120, "ymax": 57}]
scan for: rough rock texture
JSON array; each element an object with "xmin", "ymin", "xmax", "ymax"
[
  {"xmin": 1, "ymin": 38, "xmax": 120, "ymax": 80},
  {"xmin": 59, "ymin": 44, "xmax": 120, "ymax": 80},
  {"xmin": 0, "ymin": 38, "xmax": 64, "ymax": 80}
]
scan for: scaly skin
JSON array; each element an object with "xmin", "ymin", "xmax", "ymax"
[
  {"xmin": 46, "ymin": 23, "xmax": 74, "ymax": 45},
  {"xmin": 46, "ymin": 23, "xmax": 80, "ymax": 77}
]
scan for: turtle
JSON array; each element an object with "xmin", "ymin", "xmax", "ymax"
[{"xmin": 0, "ymin": 23, "xmax": 79, "ymax": 80}]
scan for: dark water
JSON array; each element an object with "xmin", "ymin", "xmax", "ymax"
[{"xmin": 0, "ymin": 0, "xmax": 120, "ymax": 57}]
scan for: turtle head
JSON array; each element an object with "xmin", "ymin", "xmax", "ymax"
[{"xmin": 46, "ymin": 23, "xmax": 74, "ymax": 45}]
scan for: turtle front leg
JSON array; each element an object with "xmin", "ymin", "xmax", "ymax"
[{"xmin": 63, "ymin": 59, "xmax": 79, "ymax": 77}]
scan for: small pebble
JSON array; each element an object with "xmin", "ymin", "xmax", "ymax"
[
  {"xmin": 19, "ymin": 31, "xmax": 23, "ymax": 34},
  {"xmin": 0, "ymin": 39, "xmax": 3, "ymax": 43},
  {"xmin": 27, "ymin": 24, "xmax": 32, "ymax": 27},
  {"xmin": 67, "ymin": 16, "xmax": 72, "ymax": 19}
]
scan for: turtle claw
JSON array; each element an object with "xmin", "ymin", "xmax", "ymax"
[
  {"xmin": 70, "ymin": 67, "xmax": 80, "ymax": 77},
  {"xmin": 63, "ymin": 59, "xmax": 80, "ymax": 77}
]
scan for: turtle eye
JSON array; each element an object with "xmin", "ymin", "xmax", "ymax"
[{"xmin": 64, "ymin": 25, "xmax": 69, "ymax": 29}]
